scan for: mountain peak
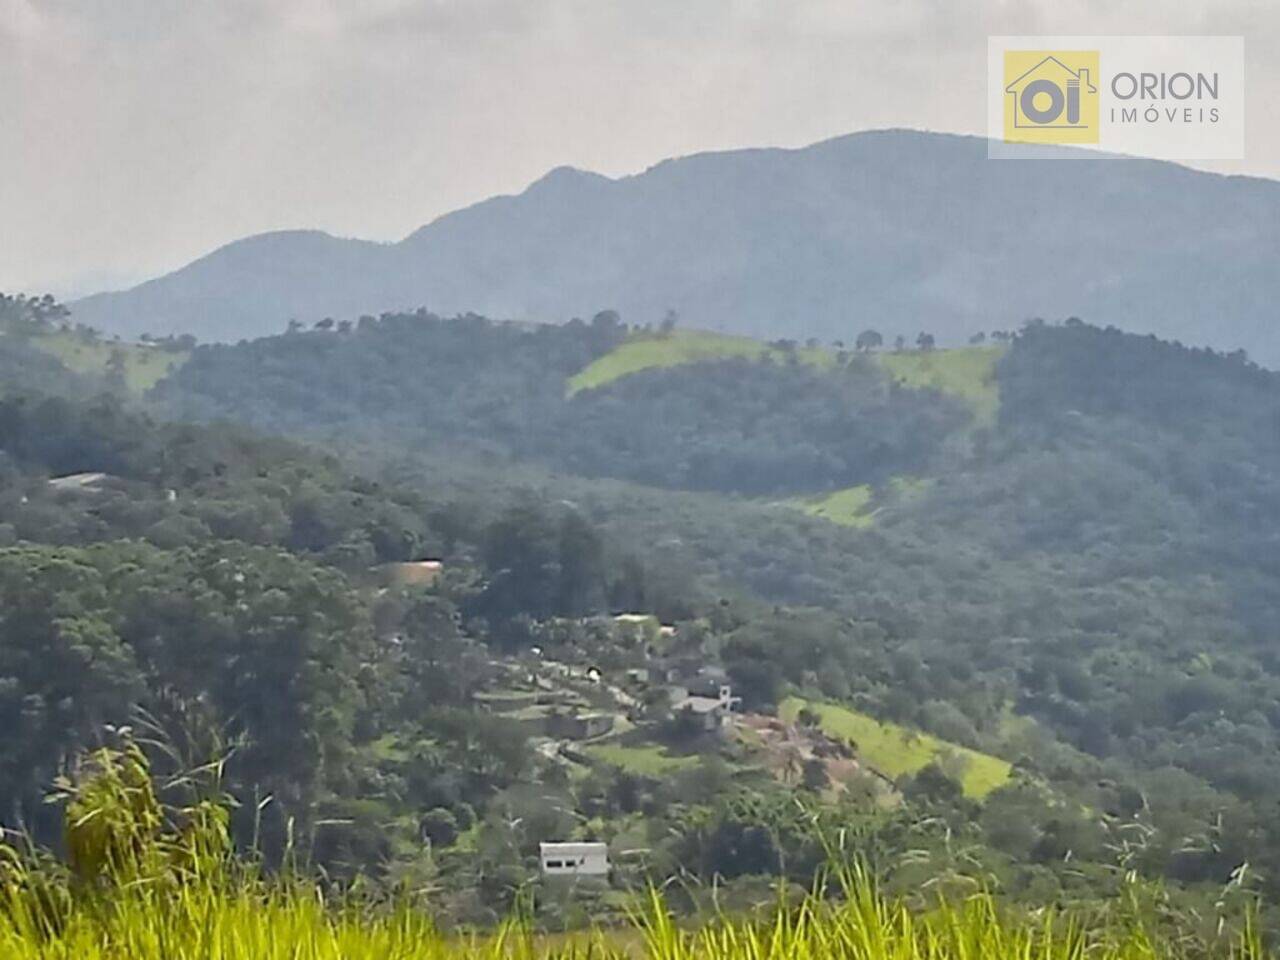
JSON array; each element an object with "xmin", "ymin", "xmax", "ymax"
[
  {"xmin": 69, "ymin": 129, "xmax": 1280, "ymax": 365},
  {"xmin": 524, "ymin": 164, "xmax": 614, "ymax": 195}
]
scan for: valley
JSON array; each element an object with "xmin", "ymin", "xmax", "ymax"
[
  {"xmin": 8, "ymin": 4, "xmax": 1280, "ymax": 953},
  {"xmin": 0, "ymin": 293, "xmax": 1278, "ymax": 944}
]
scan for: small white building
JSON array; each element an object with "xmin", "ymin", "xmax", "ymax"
[
  {"xmin": 47, "ymin": 472, "xmax": 115, "ymax": 494},
  {"xmin": 539, "ymin": 842, "xmax": 610, "ymax": 877}
]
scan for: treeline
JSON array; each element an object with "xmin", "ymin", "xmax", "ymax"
[
  {"xmin": 156, "ymin": 310, "xmax": 623, "ymax": 454},
  {"xmin": 154, "ymin": 311, "xmax": 968, "ymax": 495}
]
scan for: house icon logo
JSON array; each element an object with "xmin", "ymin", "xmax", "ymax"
[{"xmin": 1003, "ymin": 50, "xmax": 1100, "ymax": 144}]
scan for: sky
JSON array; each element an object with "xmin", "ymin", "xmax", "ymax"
[{"xmin": 3, "ymin": 0, "xmax": 1277, "ymax": 297}]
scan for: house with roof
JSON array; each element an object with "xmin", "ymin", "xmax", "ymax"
[
  {"xmin": 546, "ymin": 709, "xmax": 615, "ymax": 741},
  {"xmin": 671, "ymin": 684, "xmax": 740, "ymax": 733},
  {"xmin": 47, "ymin": 472, "xmax": 120, "ymax": 495},
  {"xmin": 539, "ymin": 842, "xmax": 609, "ymax": 878}
]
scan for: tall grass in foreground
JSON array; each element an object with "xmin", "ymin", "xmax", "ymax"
[
  {"xmin": 0, "ymin": 870, "xmax": 1267, "ymax": 960},
  {"xmin": 0, "ymin": 742, "xmax": 1268, "ymax": 958}
]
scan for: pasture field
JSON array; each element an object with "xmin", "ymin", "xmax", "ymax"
[
  {"xmin": 584, "ymin": 741, "xmax": 701, "ymax": 776},
  {"xmin": 790, "ymin": 485, "xmax": 876, "ymax": 527},
  {"xmin": 779, "ymin": 697, "xmax": 1012, "ymax": 799},
  {"xmin": 567, "ymin": 331, "xmax": 833, "ymax": 395},
  {"xmin": 875, "ymin": 345, "xmax": 1004, "ymax": 423},
  {"xmin": 33, "ymin": 332, "xmax": 188, "ymax": 392}
]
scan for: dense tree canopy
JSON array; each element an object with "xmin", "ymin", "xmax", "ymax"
[
  {"xmin": 4, "ymin": 305, "xmax": 1280, "ymax": 922},
  {"xmin": 156, "ymin": 312, "xmax": 967, "ymax": 495}
]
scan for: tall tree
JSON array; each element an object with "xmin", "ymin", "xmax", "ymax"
[{"xmin": 855, "ymin": 329, "xmax": 884, "ymax": 352}]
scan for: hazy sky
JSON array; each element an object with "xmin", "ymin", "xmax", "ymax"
[{"xmin": 3, "ymin": 0, "xmax": 1277, "ymax": 296}]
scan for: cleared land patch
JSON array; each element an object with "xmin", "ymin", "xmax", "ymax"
[
  {"xmin": 584, "ymin": 742, "xmax": 701, "ymax": 776},
  {"xmin": 790, "ymin": 484, "xmax": 876, "ymax": 527},
  {"xmin": 784, "ymin": 477, "xmax": 935, "ymax": 528},
  {"xmin": 875, "ymin": 346, "xmax": 1004, "ymax": 423},
  {"xmin": 567, "ymin": 331, "xmax": 833, "ymax": 395},
  {"xmin": 779, "ymin": 697, "xmax": 1012, "ymax": 799},
  {"xmin": 34, "ymin": 333, "xmax": 188, "ymax": 392},
  {"xmin": 568, "ymin": 333, "xmax": 1003, "ymax": 424}
]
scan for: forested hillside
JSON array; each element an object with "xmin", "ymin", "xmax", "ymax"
[
  {"xmin": 3, "ymin": 298, "xmax": 1280, "ymax": 933},
  {"xmin": 156, "ymin": 312, "xmax": 969, "ymax": 495},
  {"xmin": 152, "ymin": 311, "xmax": 1280, "ymax": 901},
  {"xmin": 0, "ymin": 395, "xmax": 433, "ymax": 560},
  {"xmin": 0, "ymin": 385, "xmax": 713, "ymax": 910},
  {"xmin": 16, "ymin": 2, "xmax": 1280, "ymax": 952}
]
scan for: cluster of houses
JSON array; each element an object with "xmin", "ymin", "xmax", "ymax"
[
  {"xmin": 472, "ymin": 613, "xmax": 741, "ymax": 744},
  {"xmin": 639, "ymin": 647, "xmax": 741, "ymax": 732},
  {"xmin": 376, "ymin": 568, "xmax": 739, "ymax": 742},
  {"xmin": 524, "ymin": 616, "xmax": 748, "ymax": 882},
  {"xmin": 367, "ymin": 586, "xmax": 740, "ymax": 882}
]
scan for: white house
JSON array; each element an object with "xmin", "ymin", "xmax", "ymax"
[
  {"xmin": 539, "ymin": 842, "xmax": 610, "ymax": 877},
  {"xmin": 47, "ymin": 472, "xmax": 116, "ymax": 494},
  {"xmin": 672, "ymin": 684, "xmax": 740, "ymax": 732}
]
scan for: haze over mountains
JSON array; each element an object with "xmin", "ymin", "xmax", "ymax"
[{"xmin": 73, "ymin": 130, "xmax": 1280, "ymax": 365}]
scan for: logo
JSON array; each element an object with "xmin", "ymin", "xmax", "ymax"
[
  {"xmin": 989, "ymin": 37, "xmax": 1243, "ymax": 160},
  {"xmin": 1003, "ymin": 50, "xmax": 1100, "ymax": 144}
]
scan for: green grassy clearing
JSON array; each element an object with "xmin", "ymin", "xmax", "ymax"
[
  {"xmin": 567, "ymin": 331, "xmax": 833, "ymax": 395},
  {"xmin": 875, "ymin": 346, "xmax": 1004, "ymax": 424},
  {"xmin": 784, "ymin": 477, "xmax": 935, "ymax": 529},
  {"xmin": 791, "ymin": 484, "xmax": 876, "ymax": 527},
  {"xmin": 33, "ymin": 332, "xmax": 188, "ymax": 392},
  {"xmin": 568, "ymin": 333, "xmax": 1004, "ymax": 426},
  {"xmin": 779, "ymin": 697, "xmax": 1012, "ymax": 799},
  {"xmin": 584, "ymin": 741, "xmax": 701, "ymax": 776}
]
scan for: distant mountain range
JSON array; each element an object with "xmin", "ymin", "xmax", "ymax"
[{"xmin": 72, "ymin": 130, "xmax": 1280, "ymax": 365}]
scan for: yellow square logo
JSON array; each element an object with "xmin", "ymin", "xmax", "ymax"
[{"xmin": 1003, "ymin": 50, "xmax": 1100, "ymax": 144}]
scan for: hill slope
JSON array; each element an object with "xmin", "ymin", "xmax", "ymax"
[
  {"xmin": 153, "ymin": 314, "xmax": 970, "ymax": 497},
  {"xmin": 566, "ymin": 330, "xmax": 835, "ymax": 395},
  {"xmin": 17, "ymin": 308, "xmax": 1280, "ymax": 910},
  {"xmin": 72, "ymin": 130, "xmax": 1280, "ymax": 364}
]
